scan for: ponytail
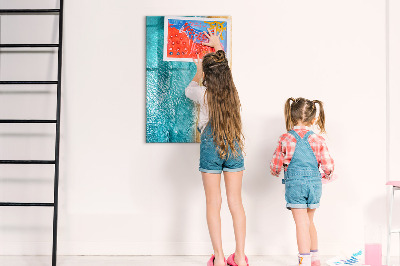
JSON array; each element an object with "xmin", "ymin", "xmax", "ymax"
[
  {"xmin": 313, "ymin": 100, "xmax": 326, "ymax": 133},
  {"xmin": 284, "ymin": 98, "xmax": 295, "ymax": 131}
]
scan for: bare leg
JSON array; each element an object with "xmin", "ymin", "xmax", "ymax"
[
  {"xmin": 202, "ymin": 172, "xmax": 225, "ymax": 266},
  {"xmin": 307, "ymin": 209, "xmax": 318, "ymax": 251},
  {"xmin": 291, "ymin": 208, "xmax": 311, "ymax": 254},
  {"xmin": 224, "ymin": 171, "xmax": 247, "ymax": 266}
]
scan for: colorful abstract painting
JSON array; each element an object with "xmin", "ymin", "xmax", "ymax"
[
  {"xmin": 163, "ymin": 16, "xmax": 231, "ymax": 62},
  {"xmin": 146, "ymin": 16, "xmax": 231, "ymax": 143}
]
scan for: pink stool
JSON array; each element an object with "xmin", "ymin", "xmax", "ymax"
[{"xmin": 386, "ymin": 181, "xmax": 400, "ymax": 265}]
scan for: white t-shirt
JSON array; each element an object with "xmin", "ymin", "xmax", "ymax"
[{"xmin": 185, "ymin": 81, "xmax": 209, "ymax": 133}]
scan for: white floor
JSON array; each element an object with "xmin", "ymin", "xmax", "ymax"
[
  {"xmin": 0, "ymin": 255, "xmax": 397, "ymax": 266},
  {"xmin": 0, "ymin": 255, "xmax": 333, "ymax": 266}
]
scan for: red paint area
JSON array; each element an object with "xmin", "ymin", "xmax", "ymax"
[{"xmin": 167, "ymin": 24, "xmax": 215, "ymax": 59}]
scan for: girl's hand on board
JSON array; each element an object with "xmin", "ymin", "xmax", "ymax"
[
  {"xmin": 202, "ymin": 28, "xmax": 223, "ymax": 51},
  {"xmin": 192, "ymin": 55, "xmax": 203, "ymax": 84},
  {"xmin": 194, "ymin": 54, "xmax": 202, "ymax": 73}
]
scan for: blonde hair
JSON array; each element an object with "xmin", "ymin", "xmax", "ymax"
[
  {"xmin": 202, "ymin": 50, "xmax": 244, "ymax": 158},
  {"xmin": 284, "ymin": 97, "xmax": 326, "ymax": 133}
]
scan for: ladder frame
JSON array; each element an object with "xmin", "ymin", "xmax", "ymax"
[{"xmin": 0, "ymin": 1, "xmax": 64, "ymax": 265}]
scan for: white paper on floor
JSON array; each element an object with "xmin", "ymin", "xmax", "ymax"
[{"xmin": 326, "ymin": 249, "xmax": 364, "ymax": 266}]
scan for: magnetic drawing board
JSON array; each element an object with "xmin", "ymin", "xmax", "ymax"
[{"xmin": 163, "ymin": 16, "xmax": 231, "ymax": 62}]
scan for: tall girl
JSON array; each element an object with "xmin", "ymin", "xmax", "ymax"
[
  {"xmin": 270, "ymin": 98, "xmax": 334, "ymax": 266},
  {"xmin": 185, "ymin": 29, "xmax": 248, "ymax": 266}
]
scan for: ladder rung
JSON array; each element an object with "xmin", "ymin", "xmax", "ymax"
[
  {"xmin": 391, "ymin": 229, "xmax": 400, "ymax": 233},
  {"xmin": 0, "ymin": 202, "xmax": 54, "ymax": 207},
  {"xmin": 0, "ymin": 81, "xmax": 58, "ymax": 84},
  {"xmin": 0, "ymin": 9, "xmax": 60, "ymax": 14},
  {"xmin": 0, "ymin": 44, "xmax": 59, "ymax": 48},
  {"xmin": 0, "ymin": 160, "xmax": 55, "ymax": 164},
  {"xmin": 0, "ymin": 119, "xmax": 56, "ymax": 123}
]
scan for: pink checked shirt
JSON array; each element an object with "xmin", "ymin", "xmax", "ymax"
[{"xmin": 270, "ymin": 126, "xmax": 334, "ymax": 179}]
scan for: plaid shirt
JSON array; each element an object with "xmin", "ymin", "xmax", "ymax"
[{"xmin": 270, "ymin": 126, "xmax": 334, "ymax": 179}]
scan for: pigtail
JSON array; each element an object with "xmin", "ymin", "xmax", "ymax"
[
  {"xmin": 313, "ymin": 100, "xmax": 326, "ymax": 133},
  {"xmin": 284, "ymin": 98, "xmax": 295, "ymax": 131}
]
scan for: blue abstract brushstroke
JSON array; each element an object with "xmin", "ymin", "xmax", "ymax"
[{"xmin": 146, "ymin": 16, "xmax": 198, "ymax": 143}]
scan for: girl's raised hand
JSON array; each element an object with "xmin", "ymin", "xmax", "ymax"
[
  {"xmin": 193, "ymin": 54, "xmax": 202, "ymax": 73},
  {"xmin": 192, "ymin": 54, "xmax": 203, "ymax": 83},
  {"xmin": 202, "ymin": 28, "xmax": 223, "ymax": 51}
]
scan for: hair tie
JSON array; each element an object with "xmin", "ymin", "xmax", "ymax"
[{"xmin": 209, "ymin": 62, "xmax": 228, "ymax": 68}]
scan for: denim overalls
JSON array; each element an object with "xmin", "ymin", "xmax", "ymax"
[{"xmin": 283, "ymin": 130, "xmax": 322, "ymax": 210}]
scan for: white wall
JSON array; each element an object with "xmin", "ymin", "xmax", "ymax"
[
  {"xmin": 388, "ymin": 0, "xmax": 400, "ymax": 258},
  {"xmin": 0, "ymin": 0, "xmax": 391, "ymax": 257}
]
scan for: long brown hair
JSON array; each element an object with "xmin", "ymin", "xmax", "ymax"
[
  {"xmin": 202, "ymin": 50, "xmax": 243, "ymax": 158},
  {"xmin": 284, "ymin": 97, "xmax": 326, "ymax": 133}
]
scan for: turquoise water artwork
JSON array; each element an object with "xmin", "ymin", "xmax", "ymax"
[{"xmin": 146, "ymin": 16, "xmax": 198, "ymax": 143}]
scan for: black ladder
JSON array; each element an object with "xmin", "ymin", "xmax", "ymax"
[{"xmin": 0, "ymin": 2, "xmax": 63, "ymax": 266}]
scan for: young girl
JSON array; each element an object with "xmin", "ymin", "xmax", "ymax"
[
  {"xmin": 270, "ymin": 98, "xmax": 335, "ymax": 266},
  {"xmin": 185, "ymin": 29, "xmax": 249, "ymax": 266}
]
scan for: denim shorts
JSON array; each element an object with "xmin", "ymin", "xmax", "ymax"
[
  {"xmin": 285, "ymin": 178, "xmax": 322, "ymax": 209},
  {"xmin": 199, "ymin": 126, "xmax": 244, "ymax": 174}
]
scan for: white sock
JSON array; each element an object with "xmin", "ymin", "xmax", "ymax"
[
  {"xmin": 311, "ymin": 250, "xmax": 319, "ymax": 262},
  {"xmin": 298, "ymin": 254, "xmax": 311, "ymax": 266}
]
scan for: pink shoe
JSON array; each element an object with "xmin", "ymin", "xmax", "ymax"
[
  {"xmin": 227, "ymin": 253, "xmax": 249, "ymax": 266},
  {"xmin": 311, "ymin": 260, "xmax": 320, "ymax": 266},
  {"xmin": 207, "ymin": 254, "xmax": 227, "ymax": 266}
]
